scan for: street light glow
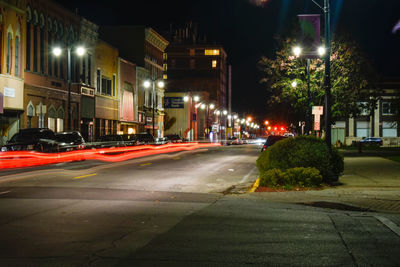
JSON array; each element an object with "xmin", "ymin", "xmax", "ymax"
[
  {"xmin": 76, "ymin": 46, "xmax": 86, "ymax": 56},
  {"xmin": 318, "ymin": 46, "xmax": 326, "ymax": 56},
  {"xmin": 233, "ymin": 115, "xmax": 238, "ymax": 119},
  {"xmin": 201, "ymin": 103, "xmax": 206, "ymax": 109},
  {"xmin": 183, "ymin": 96, "xmax": 189, "ymax": 102},
  {"xmin": 53, "ymin": 47, "xmax": 62, "ymax": 56},
  {"xmin": 157, "ymin": 80, "xmax": 165, "ymax": 88},
  {"xmin": 291, "ymin": 81, "xmax": 297, "ymax": 88},
  {"xmin": 209, "ymin": 104, "xmax": 215, "ymax": 109},
  {"xmin": 223, "ymin": 110, "xmax": 228, "ymax": 115},
  {"xmin": 227, "ymin": 115, "xmax": 232, "ymax": 119},
  {"xmin": 293, "ymin": 46, "xmax": 302, "ymax": 57},
  {"xmin": 247, "ymin": 116, "xmax": 252, "ymax": 122},
  {"xmin": 143, "ymin": 80, "xmax": 151, "ymax": 88},
  {"xmin": 193, "ymin": 96, "xmax": 200, "ymax": 102}
]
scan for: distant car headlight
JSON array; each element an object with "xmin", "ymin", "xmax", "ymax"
[{"xmin": 1, "ymin": 147, "xmax": 7, "ymax": 152}]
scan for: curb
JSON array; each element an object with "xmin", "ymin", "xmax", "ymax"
[{"xmin": 249, "ymin": 177, "xmax": 260, "ymax": 193}]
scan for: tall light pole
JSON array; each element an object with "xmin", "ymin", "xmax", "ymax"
[
  {"xmin": 144, "ymin": 79, "xmax": 164, "ymax": 137},
  {"xmin": 53, "ymin": 45, "xmax": 86, "ymax": 131},
  {"xmin": 311, "ymin": 0, "xmax": 331, "ymax": 148}
]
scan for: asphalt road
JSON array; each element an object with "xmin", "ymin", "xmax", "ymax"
[{"xmin": 0, "ymin": 145, "xmax": 399, "ymax": 266}]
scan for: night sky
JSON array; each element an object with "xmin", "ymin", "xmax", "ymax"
[{"xmin": 56, "ymin": 0, "xmax": 400, "ymax": 121}]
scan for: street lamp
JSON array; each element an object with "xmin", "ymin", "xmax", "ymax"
[
  {"xmin": 53, "ymin": 45, "xmax": 86, "ymax": 130},
  {"xmin": 292, "ymin": 44, "xmax": 325, "ymax": 135},
  {"xmin": 144, "ymin": 79, "xmax": 165, "ymax": 137}
]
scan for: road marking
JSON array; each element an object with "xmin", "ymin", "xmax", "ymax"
[
  {"xmin": 172, "ymin": 157, "xmax": 180, "ymax": 160},
  {"xmin": 228, "ymin": 169, "xmax": 234, "ymax": 172},
  {"xmin": 375, "ymin": 216, "xmax": 400, "ymax": 237},
  {"xmin": 0, "ymin": 191, "xmax": 10, "ymax": 195},
  {"xmin": 241, "ymin": 166, "xmax": 257, "ymax": 183},
  {"xmin": 73, "ymin": 173, "xmax": 97, "ymax": 179},
  {"xmin": 140, "ymin": 163, "xmax": 152, "ymax": 166},
  {"xmin": 249, "ymin": 178, "xmax": 260, "ymax": 193}
]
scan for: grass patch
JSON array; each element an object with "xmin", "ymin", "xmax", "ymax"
[{"xmin": 386, "ymin": 156, "xmax": 400, "ymax": 162}]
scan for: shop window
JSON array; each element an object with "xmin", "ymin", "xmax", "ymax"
[
  {"xmin": 382, "ymin": 122, "xmax": 397, "ymax": 137},
  {"xmin": 356, "ymin": 121, "xmax": 371, "ymax": 137},
  {"xmin": 212, "ymin": 60, "xmax": 217, "ymax": 68},
  {"xmin": 382, "ymin": 102, "xmax": 395, "ymax": 115}
]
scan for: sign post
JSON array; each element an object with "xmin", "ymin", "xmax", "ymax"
[{"xmin": 312, "ymin": 106, "xmax": 323, "ymax": 131}]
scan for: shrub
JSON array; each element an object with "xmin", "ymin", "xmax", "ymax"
[
  {"xmin": 256, "ymin": 136, "xmax": 344, "ymax": 183},
  {"xmin": 259, "ymin": 167, "xmax": 323, "ymax": 187}
]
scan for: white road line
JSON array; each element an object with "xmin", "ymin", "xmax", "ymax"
[
  {"xmin": 240, "ymin": 166, "xmax": 257, "ymax": 184},
  {"xmin": 0, "ymin": 191, "xmax": 10, "ymax": 195},
  {"xmin": 375, "ymin": 216, "xmax": 400, "ymax": 237}
]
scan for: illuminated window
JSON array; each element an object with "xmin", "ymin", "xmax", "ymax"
[
  {"xmin": 205, "ymin": 49, "xmax": 220, "ymax": 56},
  {"xmin": 190, "ymin": 49, "xmax": 195, "ymax": 56},
  {"xmin": 163, "ymin": 74, "xmax": 168, "ymax": 80},
  {"xmin": 163, "ymin": 64, "xmax": 167, "ymax": 71},
  {"xmin": 212, "ymin": 60, "xmax": 217, "ymax": 68}
]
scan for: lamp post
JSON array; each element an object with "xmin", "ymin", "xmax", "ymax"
[
  {"xmin": 144, "ymin": 79, "xmax": 165, "ymax": 137},
  {"xmin": 310, "ymin": 0, "xmax": 331, "ymax": 148},
  {"xmin": 53, "ymin": 45, "xmax": 86, "ymax": 131},
  {"xmin": 292, "ymin": 44, "xmax": 325, "ymax": 135},
  {"xmin": 184, "ymin": 94, "xmax": 200, "ymax": 141}
]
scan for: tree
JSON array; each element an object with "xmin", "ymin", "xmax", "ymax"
[{"xmin": 258, "ymin": 36, "xmax": 381, "ymax": 124}]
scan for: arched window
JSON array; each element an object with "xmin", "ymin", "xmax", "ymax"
[
  {"xmin": 48, "ymin": 106, "xmax": 56, "ymax": 131},
  {"xmin": 26, "ymin": 6, "xmax": 32, "ymax": 70},
  {"xmin": 57, "ymin": 107, "xmax": 65, "ymax": 132},
  {"xmin": 15, "ymin": 21, "xmax": 21, "ymax": 77},
  {"xmin": 6, "ymin": 31, "xmax": 12, "ymax": 74}
]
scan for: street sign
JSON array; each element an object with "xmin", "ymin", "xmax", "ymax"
[
  {"xmin": 314, "ymin": 121, "xmax": 320, "ymax": 131},
  {"xmin": 312, "ymin": 106, "xmax": 323, "ymax": 115}
]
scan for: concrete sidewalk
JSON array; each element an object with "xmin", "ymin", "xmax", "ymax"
[{"xmin": 244, "ymin": 156, "xmax": 400, "ymax": 213}]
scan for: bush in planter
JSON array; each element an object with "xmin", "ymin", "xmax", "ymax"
[
  {"xmin": 260, "ymin": 167, "xmax": 323, "ymax": 187},
  {"xmin": 256, "ymin": 136, "xmax": 343, "ymax": 183}
]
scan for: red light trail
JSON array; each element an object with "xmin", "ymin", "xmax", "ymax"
[{"xmin": 0, "ymin": 142, "xmax": 221, "ymax": 170}]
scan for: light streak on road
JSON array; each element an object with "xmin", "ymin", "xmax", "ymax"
[
  {"xmin": 0, "ymin": 142, "xmax": 221, "ymax": 170},
  {"xmin": 73, "ymin": 173, "xmax": 97, "ymax": 179}
]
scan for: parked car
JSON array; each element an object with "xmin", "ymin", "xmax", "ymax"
[
  {"xmin": 155, "ymin": 137, "xmax": 169, "ymax": 145},
  {"xmin": 165, "ymin": 134, "xmax": 183, "ymax": 143},
  {"xmin": 96, "ymin": 134, "xmax": 126, "ymax": 148},
  {"xmin": 121, "ymin": 134, "xmax": 140, "ymax": 146},
  {"xmin": 134, "ymin": 133, "xmax": 155, "ymax": 144},
  {"xmin": 55, "ymin": 131, "xmax": 86, "ymax": 152},
  {"xmin": 261, "ymin": 135, "xmax": 288, "ymax": 152},
  {"xmin": 359, "ymin": 137, "xmax": 383, "ymax": 146},
  {"xmin": 1, "ymin": 128, "xmax": 59, "ymax": 153}
]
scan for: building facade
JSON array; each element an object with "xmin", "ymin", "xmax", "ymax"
[
  {"xmin": 164, "ymin": 22, "xmax": 228, "ymax": 140},
  {"xmin": 332, "ymin": 80, "xmax": 400, "ymax": 146},
  {"xmin": 118, "ymin": 57, "xmax": 137, "ymax": 134},
  {"xmin": 93, "ymin": 39, "xmax": 119, "ymax": 140},
  {"xmin": 0, "ymin": 0, "xmax": 26, "ymax": 145},
  {"xmin": 100, "ymin": 26, "xmax": 168, "ymax": 137}
]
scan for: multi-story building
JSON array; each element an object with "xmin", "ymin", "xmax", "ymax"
[
  {"xmin": 100, "ymin": 26, "xmax": 168, "ymax": 137},
  {"xmin": 0, "ymin": 0, "xmax": 26, "ymax": 145},
  {"xmin": 93, "ymin": 39, "xmax": 119, "ymax": 140},
  {"xmin": 164, "ymin": 22, "xmax": 228, "ymax": 140},
  {"xmin": 118, "ymin": 58, "xmax": 137, "ymax": 134},
  {"xmin": 332, "ymin": 79, "xmax": 400, "ymax": 146},
  {"xmin": 23, "ymin": 0, "xmax": 98, "ymax": 140}
]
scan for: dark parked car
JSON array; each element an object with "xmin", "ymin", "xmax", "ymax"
[
  {"xmin": 134, "ymin": 133, "xmax": 155, "ymax": 144},
  {"xmin": 121, "ymin": 134, "xmax": 140, "ymax": 146},
  {"xmin": 261, "ymin": 135, "xmax": 288, "ymax": 152},
  {"xmin": 1, "ymin": 128, "xmax": 59, "ymax": 153},
  {"xmin": 55, "ymin": 131, "xmax": 86, "ymax": 152},
  {"xmin": 165, "ymin": 134, "xmax": 183, "ymax": 143},
  {"xmin": 359, "ymin": 137, "xmax": 383, "ymax": 146},
  {"xmin": 96, "ymin": 135, "xmax": 126, "ymax": 148}
]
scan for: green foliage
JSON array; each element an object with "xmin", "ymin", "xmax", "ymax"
[
  {"xmin": 259, "ymin": 167, "xmax": 323, "ymax": 188},
  {"xmin": 258, "ymin": 36, "xmax": 381, "ymax": 122},
  {"xmin": 256, "ymin": 136, "xmax": 344, "ymax": 183}
]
